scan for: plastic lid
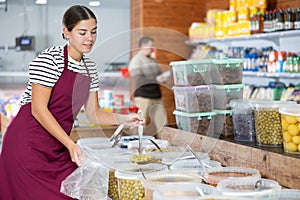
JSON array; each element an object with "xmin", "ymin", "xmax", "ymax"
[
  {"xmin": 197, "ymin": 195, "xmax": 251, "ymax": 199},
  {"xmin": 77, "ymin": 137, "xmax": 112, "ymax": 149},
  {"xmin": 173, "ymin": 110, "xmax": 216, "ymax": 120},
  {"xmin": 255, "ymin": 100, "xmax": 297, "ymax": 109},
  {"xmin": 279, "ymin": 104, "xmax": 300, "ymax": 116},
  {"xmin": 214, "ymin": 109, "xmax": 232, "ymax": 115},
  {"xmin": 115, "ymin": 163, "xmax": 167, "ymax": 180},
  {"xmin": 211, "ymin": 58, "xmax": 244, "ymax": 65},
  {"xmin": 214, "ymin": 84, "xmax": 245, "ymax": 91},
  {"xmin": 228, "ymin": 99, "xmax": 271, "ymax": 108},
  {"xmin": 169, "ymin": 59, "xmax": 213, "ymax": 66},
  {"xmin": 172, "ymin": 85, "xmax": 211, "ymax": 91},
  {"xmin": 217, "ymin": 177, "xmax": 281, "ymax": 197}
]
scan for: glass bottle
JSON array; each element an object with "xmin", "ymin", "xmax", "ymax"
[
  {"xmin": 295, "ymin": 8, "xmax": 300, "ymax": 30},
  {"xmin": 275, "ymin": 9, "xmax": 285, "ymax": 31},
  {"xmin": 285, "ymin": 8, "xmax": 295, "ymax": 30}
]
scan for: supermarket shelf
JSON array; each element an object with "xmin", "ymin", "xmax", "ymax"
[
  {"xmin": 243, "ymin": 71, "xmax": 300, "ymax": 79},
  {"xmin": 185, "ymin": 29, "xmax": 300, "ymax": 46}
]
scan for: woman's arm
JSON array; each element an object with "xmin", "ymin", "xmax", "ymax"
[{"xmin": 31, "ymin": 84, "xmax": 82, "ymax": 166}]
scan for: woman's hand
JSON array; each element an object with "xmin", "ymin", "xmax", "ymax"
[
  {"xmin": 67, "ymin": 142, "xmax": 84, "ymax": 167},
  {"xmin": 115, "ymin": 113, "xmax": 145, "ymax": 128}
]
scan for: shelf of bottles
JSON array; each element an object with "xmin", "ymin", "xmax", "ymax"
[{"xmin": 185, "ymin": 29, "xmax": 300, "ymax": 45}]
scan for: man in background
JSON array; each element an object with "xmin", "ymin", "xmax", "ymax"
[{"xmin": 129, "ymin": 36, "xmax": 171, "ymax": 136}]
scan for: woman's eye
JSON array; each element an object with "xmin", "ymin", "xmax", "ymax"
[
  {"xmin": 91, "ymin": 31, "xmax": 97, "ymax": 35},
  {"xmin": 79, "ymin": 32, "xmax": 86, "ymax": 36}
]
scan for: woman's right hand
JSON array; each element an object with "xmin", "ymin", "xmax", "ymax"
[{"xmin": 67, "ymin": 142, "xmax": 83, "ymax": 167}]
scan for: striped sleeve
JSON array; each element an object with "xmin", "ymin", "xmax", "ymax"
[
  {"xmin": 28, "ymin": 50, "xmax": 60, "ymax": 88},
  {"xmin": 83, "ymin": 56, "xmax": 99, "ymax": 92}
]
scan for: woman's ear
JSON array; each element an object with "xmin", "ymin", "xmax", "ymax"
[{"xmin": 62, "ymin": 27, "xmax": 69, "ymax": 40}]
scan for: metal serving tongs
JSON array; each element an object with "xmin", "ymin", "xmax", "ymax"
[
  {"xmin": 109, "ymin": 123, "xmax": 125, "ymax": 148},
  {"xmin": 137, "ymin": 110, "xmax": 143, "ymax": 154}
]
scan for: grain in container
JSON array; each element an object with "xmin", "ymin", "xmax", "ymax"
[
  {"xmin": 214, "ymin": 109, "xmax": 233, "ymax": 138},
  {"xmin": 170, "ymin": 59, "xmax": 212, "ymax": 86},
  {"xmin": 213, "ymin": 84, "xmax": 245, "ymax": 110},
  {"xmin": 254, "ymin": 100, "xmax": 296, "ymax": 146},
  {"xmin": 210, "ymin": 58, "xmax": 244, "ymax": 84},
  {"xmin": 279, "ymin": 105, "xmax": 300, "ymax": 154},
  {"xmin": 216, "ymin": 177, "xmax": 281, "ymax": 197},
  {"xmin": 153, "ymin": 182, "xmax": 216, "ymax": 200},
  {"xmin": 142, "ymin": 171, "xmax": 203, "ymax": 200},
  {"xmin": 173, "ymin": 85, "xmax": 214, "ymax": 113},
  {"xmin": 173, "ymin": 110, "xmax": 216, "ymax": 136}
]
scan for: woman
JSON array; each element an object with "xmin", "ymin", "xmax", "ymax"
[{"xmin": 0, "ymin": 5, "xmax": 142, "ymax": 200}]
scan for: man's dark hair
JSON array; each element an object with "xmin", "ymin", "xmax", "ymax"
[{"xmin": 138, "ymin": 36, "xmax": 154, "ymax": 47}]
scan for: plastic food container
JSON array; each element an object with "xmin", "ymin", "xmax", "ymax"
[
  {"xmin": 214, "ymin": 109, "xmax": 233, "ymax": 138},
  {"xmin": 279, "ymin": 105, "xmax": 300, "ymax": 154},
  {"xmin": 210, "ymin": 58, "xmax": 244, "ymax": 84},
  {"xmin": 142, "ymin": 172, "xmax": 203, "ymax": 200},
  {"xmin": 153, "ymin": 182, "xmax": 216, "ymax": 200},
  {"xmin": 173, "ymin": 110, "xmax": 216, "ymax": 136},
  {"xmin": 213, "ymin": 84, "xmax": 244, "ymax": 110},
  {"xmin": 170, "ymin": 159, "xmax": 222, "ymax": 172},
  {"xmin": 254, "ymin": 101, "xmax": 296, "ymax": 146},
  {"xmin": 203, "ymin": 167, "xmax": 261, "ymax": 187},
  {"xmin": 216, "ymin": 177, "xmax": 281, "ymax": 197},
  {"xmin": 255, "ymin": 189, "xmax": 300, "ymax": 200},
  {"xmin": 228, "ymin": 99, "xmax": 270, "ymax": 142},
  {"xmin": 173, "ymin": 85, "xmax": 214, "ymax": 113},
  {"xmin": 170, "ymin": 60, "xmax": 212, "ymax": 86},
  {"xmin": 115, "ymin": 164, "xmax": 166, "ymax": 200},
  {"xmin": 108, "ymin": 170, "xmax": 119, "ymax": 200}
]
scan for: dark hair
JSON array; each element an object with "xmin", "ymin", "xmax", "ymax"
[
  {"xmin": 63, "ymin": 5, "xmax": 97, "ymax": 32},
  {"xmin": 138, "ymin": 36, "xmax": 154, "ymax": 47}
]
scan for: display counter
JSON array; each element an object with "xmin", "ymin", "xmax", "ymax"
[{"xmin": 158, "ymin": 126, "xmax": 300, "ymax": 190}]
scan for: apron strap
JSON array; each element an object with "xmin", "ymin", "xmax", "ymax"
[
  {"xmin": 64, "ymin": 45, "xmax": 68, "ymax": 70},
  {"xmin": 64, "ymin": 45, "xmax": 91, "ymax": 78}
]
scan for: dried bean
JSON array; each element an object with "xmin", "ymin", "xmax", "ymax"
[{"xmin": 233, "ymin": 108, "xmax": 256, "ymax": 141}]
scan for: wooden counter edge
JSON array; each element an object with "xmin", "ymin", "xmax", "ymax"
[{"xmin": 158, "ymin": 126, "xmax": 300, "ymax": 189}]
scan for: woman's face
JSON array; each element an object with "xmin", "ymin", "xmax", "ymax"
[{"xmin": 65, "ymin": 18, "xmax": 97, "ymax": 56}]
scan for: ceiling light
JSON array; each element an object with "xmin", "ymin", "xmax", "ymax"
[
  {"xmin": 89, "ymin": 1, "xmax": 101, "ymax": 7},
  {"xmin": 35, "ymin": 0, "xmax": 47, "ymax": 5}
]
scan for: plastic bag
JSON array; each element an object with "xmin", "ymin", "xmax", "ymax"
[{"xmin": 60, "ymin": 156, "xmax": 110, "ymax": 200}]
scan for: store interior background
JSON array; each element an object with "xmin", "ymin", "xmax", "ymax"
[{"xmin": 1, "ymin": 0, "xmax": 300, "ymax": 127}]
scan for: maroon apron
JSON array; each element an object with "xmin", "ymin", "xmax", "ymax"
[{"xmin": 0, "ymin": 45, "xmax": 91, "ymax": 200}]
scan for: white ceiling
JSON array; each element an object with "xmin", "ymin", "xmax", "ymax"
[{"xmin": 8, "ymin": 0, "xmax": 130, "ymax": 9}]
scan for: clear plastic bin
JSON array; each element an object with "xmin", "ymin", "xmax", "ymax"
[
  {"xmin": 255, "ymin": 189, "xmax": 300, "ymax": 200},
  {"xmin": 153, "ymin": 182, "xmax": 216, "ymax": 200},
  {"xmin": 142, "ymin": 172, "xmax": 203, "ymax": 200},
  {"xmin": 173, "ymin": 85, "xmax": 214, "ymax": 113},
  {"xmin": 203, "ymin": 167, "xmax": 261, "ymax": 187},
  {"xmin": 213, "ymin": 84, "xmax": 244, "ymax": 110},
  {"xmin": 214, "ymin": 109, "xmax": 233, "ymax": 138},
  {"xmin": 216, "ymin": 177, "xmax": 281, "ymax": 197},
  {"xmin": 115, "ymin": 164, "xmax": 166, "ymax": 200},
  {"xmin": 254, "ymin": 101, "xmax": 297, "ymax": 146},
  {"xmin": 173, "ymin": 110, "xmax": 216, "ymax": 136},
  {"xmin": 170, "ymin": 159, "xmax": 222, "ymax": 172},
  {"xmin": 170, "ymin": 60, "xmax": 212, "ymax": 86},
  {"xmin": 279, "ymin": 105, "xmax": 300, "ymax": 154},
  {"xmin": 228, "ymin": 99, "xmax": 271, "ymax": 142},
  {"xmin": 210, "ymin": 58, "xmax": 244, "ymax": 84}
]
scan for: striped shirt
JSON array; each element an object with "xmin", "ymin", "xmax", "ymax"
[{"xmin": 20, "ymin": 46, "xmax": 99, "ymax": 105}]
